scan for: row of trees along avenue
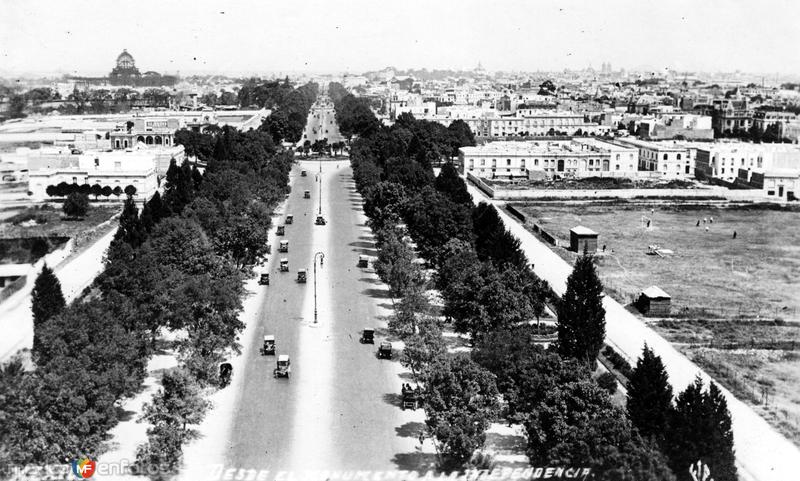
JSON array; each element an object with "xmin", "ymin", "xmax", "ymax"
[
  {"xmin": 331, "ymin": 82, "xmax": 736, "ymax": 480},
  {"xmin": 0, "ymin": 82, "xmax": 317, "ymax": 479}
]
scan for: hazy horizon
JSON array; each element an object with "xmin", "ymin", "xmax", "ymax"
[{"xmin": 2, "ymin": 0, "xmax": 800, "ymax": 78}]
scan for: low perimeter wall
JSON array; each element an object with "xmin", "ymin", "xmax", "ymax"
[{"xmin": 466, "ymin": 174, "xmax": 769, "ymax": 202}]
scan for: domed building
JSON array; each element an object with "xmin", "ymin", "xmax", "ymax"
[{"xmin": 109, "ymin": 49, "xmax": 142, "ymax": 85}]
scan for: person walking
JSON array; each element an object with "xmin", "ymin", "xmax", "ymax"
[
  {"xmin": 696, "ymin": 219, "xmax": 701, "ymax": 227},
  {"xmin": 733, "ymin": 231, "xmax": 737, "ymax": 239}
]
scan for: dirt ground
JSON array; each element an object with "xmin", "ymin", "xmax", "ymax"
[{"xmin": 519, "ymin": 202, "xmax": 800, "ymax": 321}]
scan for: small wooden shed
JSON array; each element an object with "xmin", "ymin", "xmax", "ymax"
[
  {"xmin": 637, "ymin": 286, "xmax": 671, "ymax": 317},
  {"xmin": 569, "ymin": 225, "xmax": 598, "ymax": 253}
]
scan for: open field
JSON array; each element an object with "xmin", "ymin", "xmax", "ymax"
[
  {"xmin": 518, "ymin": 202, "xmax": 800, "ymax": 321},
  {"xmin": 653, "ymin": 319, "xmax": 800, "ymax": 448}
]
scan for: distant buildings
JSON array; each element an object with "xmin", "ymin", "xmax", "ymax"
[
  {"xmin": 71, "ymin": 49, "xmax": 177, "ymax": 87},
  {"xmin": 459, "ymin": 138, "xmax": 638, "ymax": 179},
  {"xmin": 610, "ymin": 138, "xmax": 694, "ymax": 178}
]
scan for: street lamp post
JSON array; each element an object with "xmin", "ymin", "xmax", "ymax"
[
  {"xmin": 318, "ymin": 172, "xmax": 323, "ymax": 216},
  {"xmin": 313, "ymin": 251, "xmax": 325, "ymax": 323}
]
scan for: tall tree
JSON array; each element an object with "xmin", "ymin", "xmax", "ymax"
[
  {"xmin": 422, "ymin": 353, "xmax": 500, "ymax": 468},
  {"xmin": 434, "ymin": 162, "xmax": 472, "ymax": 205},
  {"xmin": 556, "ymin": 253, "xmax": 606, "ymax": 368},
  {"xmin": 667, "ymin": 378, "xmax": 737, "ymax": 481},
  {"xmin": 115, "ymin": 195, "xmax": 145, "ymax": 248},
  {"xmin": 31, "ymin": 264, "xmax": 65, "ymax": 357},
  {"xmin": 627, "ymin": 344, "xmax": 673, "ymax": 442}
]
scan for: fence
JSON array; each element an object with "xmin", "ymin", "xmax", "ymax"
[{"xmin": 504, "ymin": 204, "xmax": 526, "ymax": 222}]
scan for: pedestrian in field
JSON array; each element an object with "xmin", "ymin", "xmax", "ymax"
[
  {"xmin": 733, "ymin": 231, "xmax": 737, "ymax": 239},
  {"xmin": 703, "ymin": 217, "xmax": 707, "ymax": 223},
  {"xmin": 696, "ymin": 220, "xmax": 700, "ymax": 227},
  {"xmin": 602, "ymin": 244, "xmax": 607, "ymax": 252},
  {"xmin": 710, "ymin": 216, "xmax": 714, "ymax": 223},
  {"xmin": 705, "ymin": 226, "xmax": 709, "ymax": 232}
]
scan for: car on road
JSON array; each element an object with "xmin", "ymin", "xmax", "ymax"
[
  {"xmin": 274, "ymin": 355, "xmax": 291, "ymax": 378},
  {"xmin": 303, "ymin": 190, "xmax": 311, "ymax": 199},
  {"xmin": 301, "ymin": 170, "xmax": 307, "ymax": 177},
  {"xmin": 315, "ymin": 215, "xmax": 327, "ymax": 225},
  {"xmin": 259, "ymin": 272, "xmax": 270, "ymax": 285},
  {"xmin": 285, "ymin": 215, "xmax": 293, "ymax": 224},
  {"xmin": 360, "ymin": 328, "xmax": 374, "ymax": 344},
  {"xmin": 357, "ymin": 255, "xmax": 369, "ymax": 268},
  {"xmin": 279, "ymin": 240, "xmax": 289, "ymax": 253},
  {"xmin": 277, "ymin": 225, "xmax": 285, "ymax": 236},
  {"xmin": 261, "ymin": 335, "xmax": 275, "ymax": 355},
  {"xmin": 279, "ymin": 258, "xmax": 289, "ymax": 272},
  {"xmin": 219, "ymin": 362, "xmax": 233, "ymax": 387},
  {"xmin": 297, "ymin": 269, "xmax": 307, "ymax": 283},
  {"xmin": 378, "ymin": 341, "xmax": 392, "ymax": 359}
]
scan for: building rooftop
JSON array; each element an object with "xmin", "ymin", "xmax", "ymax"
[
  {"xmin": 642, "ymin": 285, "xmax": 671, "ymax": 299},
  {"xmin": 570, "ymin": 225, "xmax": 597, "ymax": 236}
]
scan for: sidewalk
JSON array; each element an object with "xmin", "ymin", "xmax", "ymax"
[
  {"xmin": 466, "ymin": 182, "xmax": 800, "ymax": 481},
  {"xmin": 0, "ymin": 226, "xmax": 117, "ymax": 362}
]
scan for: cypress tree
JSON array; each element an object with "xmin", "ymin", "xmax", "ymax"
[
  {"xmin": 31, "ymin": 264, "xmax": 66, "ymax": 356},
  {"xmin": 556, "ymin": 252, "xmax": 606, "ymax": 368},
  {"xmin": 627, "ymin": 344, "xmax": 673, "ymax": 442},
  {"xmin": 434, "ymin": 162, "xmax": 471, "ymax": 205},
  {"xmin": 115, "ymin": 195, "xmax": 145, "ymax": 248}
]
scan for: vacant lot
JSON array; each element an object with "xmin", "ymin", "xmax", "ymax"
[
  {"xmin": 653, "ymin": 320, "xmax": 800, "ymax": 448},
  {"xmin": 519, "ymin": 202, "xmax": 800, "ymax": 321}
]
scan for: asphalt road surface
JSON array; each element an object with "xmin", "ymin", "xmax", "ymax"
[
  {"xmin": 300, "ymin": 100, "xmax": 344, "ymax": 145},
  {"xmin": 222, "ymin": 160, "xmax": 424, "ymax": 474}
]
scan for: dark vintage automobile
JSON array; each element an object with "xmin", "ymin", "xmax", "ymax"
[
  {"xmin": 285, "ymin": 215, "xmax": 294, "ymax": 224},
  {"xmin": 297, "ymin": 269, "xmax": 307, "ymax": 283},
  {"xmin": 303, "ymin": 190, "xmax": 311, "ymax": 199},
  {"xmin": 378, "ymin": 341, "xmax": 392, "ymax": 359},
  {"xmin": 259, "ymin": 272, "xmax": 270, "ymax": 285},
  {"xmin": 301, "ymin": 170, "xmax": 307, "ymax": 177},
  {"xmin": 357, "ymin": 255, "xmax": 369, "ymax": 268},
  {"xmin": 274, "ymin": 355, "xmax": 291, "ymax": 378},
  {"xmin": 401, "ymin": 384, "xmax": 422, "ymax": 410},
  {"xmin": 360, "ymin": 328, "xmax": 374, "ymax": 344},
  {"xmin": 276, "ymin": 225, "xmax": 285, "ymax": 236},
  {"xmin": 315, "ymin": 215, "xmax": 327, "ymax": 225},
  {"xmin": 219, "ymin": 362, "xmax": 233, "ymax": 387},
  {"xmin": 261, "ymin": 335, "xmax": 275, "ymax": 355},
  {"xmin": 279, "ymin": 240, "xmax": 289, "ymax": 253},
  {"xmin": 280, "ymin": 258, "xmax": 289, "ymax": 272}
]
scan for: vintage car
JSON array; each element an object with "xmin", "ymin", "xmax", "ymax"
[
  {"xmin": 301, "ymin": 170, "xmax": 307, "ymax": 177},
  {"xmin": 401, "ymin": 384, "xmax": 422, "ymax": 410},
  {"xmin": 276, "ymin": 225, "xmax": 285, "ymax": 236},
  {"xmin": 303, "ymin": 190, "xmax": 311, "ymax": 199},
  {"xmin": 219, "ymin": 362, "xmax": 233, "ymax": 387},
  {"xmin": 360, "ymin": 328, "xmax": 374, "ymax": 344},
  {"xmin": 297, "ymin": 269, "xmax": 307, "ymax": 283},
  {"xmin": 357, "ymin": 255, "xmax": 369, "ymax": 268},
  {"xmin": 285, "ymin": 215, "xmax": 294, "ymax": 224},
  {"xmin": 274, "ymin": 354, "xmax": 291, "ymax": 378},
  {"xmin": 261, "ymin": 335, "xmax": 275, "ymax": 355},
  {"xmin": 279, "ymin": 240, "xmax": 289, "ymax": 253},
  {"xmin": 378, "ymin": 341, "xmax": 392, "ymax": 359},
  {"xmin": 315, "ymin": 215, "xmax": 327, "ymax": 225},
  {"xmin": 259, "ymin": 272, "xmax": 270, "ymax": 285},
  {"xmin": 279, "ymin": 258, "xmax": 289, "ymax": 272}
]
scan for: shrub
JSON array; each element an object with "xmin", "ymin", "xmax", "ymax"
[
  {"xmin": 62, "ymin": 192, "xmax": 89, "ymax": 218},
  {"xmin": 603, "ymin": 345, "xmax": 633, "ymax": 378}
]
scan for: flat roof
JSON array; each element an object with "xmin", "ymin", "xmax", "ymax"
[{"xmin": 570, "ymin": 225, "xmax": 597, "ymax": 236}]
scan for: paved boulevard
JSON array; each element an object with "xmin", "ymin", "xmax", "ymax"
[{"xmin": 181, "ymin": 161, "xmax": 429, "ymax": 480}]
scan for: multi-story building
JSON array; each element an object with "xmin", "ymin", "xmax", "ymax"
[
  {"xmin": 458, "ymin": 138, "xmax": 637, "ymax": 179},
  {"xmin": 486, "ymin": 110, "xmax": 609, "ymax": 137},
  {"xmin": 27, "ymin": 149, "xmax": 163, "ymax": 201},
  {"xmin": 737, "ymin": 168, "xmax": 799, "ymax": 201},
  {"xmin": 694, "ymin": 142, "xmax": 800, "ymax": 183},
  {"xmin": 712, "ymin": 99, "xmax": 752, "ymax": 134},
  {"xmin": 752, "ymin": 110, "xmax": 797, "ymax": 133},
  {"xmin": 639, "ymin": 113, "xmax": 714, "ymax": 140},
  {"xmin": 610, "ymin": 138, "xmax": 693, "ymax": 178}
]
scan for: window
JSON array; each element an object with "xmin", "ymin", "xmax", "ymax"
[
  {"xmin": 72, "ymin": 177, "xmax": 77, "ymax": 184},
  {"xmin": 721, "ymin": 168, "xmax": 725, "ymax": 174},
  {"xmin": 507, "ymin": 159, "xmax": 511, "ymax": 166},
  {"xmin": 677, "ymin": 154, "xmax": 681, "ymax": 160},
  {"xmin": 616, "ymin": 154, "xmax": 620, "ymax": 161},
  {"xmin": 615, "ymin": 164, "xmax": 620, "ymax": 170},
  {"xmin": 534, "ymin": 159, "xmax": 539, "ymax": 166},
  {"xmin": 767, "ymin": 190, "xmax": 775, "ymax": 196},
  {"xmin": 94, "ymin": 158, "xmax": 100, "ymax": 167},
  {"xmin": 663, "ymin": 153, "xmax": 668, "ymax": 160},
  {"xmin": 480, "ymin": 159, "xmax": 485, "ymax": 166},
  {"xmin": 520, "ymin": 159, "xmax": 526, "ymax": 168}
]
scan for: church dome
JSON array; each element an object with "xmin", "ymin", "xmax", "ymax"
[{"xmin": 116, "ymin": 49, "xmax": 136, "ymax": 69}]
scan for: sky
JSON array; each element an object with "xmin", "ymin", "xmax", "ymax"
[{"xmin": 2, "ymin": 0, "xmax": 800, "ymax": 77}]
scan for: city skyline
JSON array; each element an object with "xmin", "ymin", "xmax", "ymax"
[{"xmin": 2, "ymin": 0, "xmax": 800, "ymax": 77}]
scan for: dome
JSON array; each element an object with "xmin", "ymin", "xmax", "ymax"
[{"xmin": 116, "ymin": 49, "xmax": 136, "ymax": 69}]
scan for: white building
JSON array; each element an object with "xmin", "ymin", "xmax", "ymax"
[
  {"xmin": 458, "ymin": 138, "xmax": 638, "ymax": 179},
  {"xmin": 26, "ymin": 149, "xmax": 164, "ymax": 201},
  {"xmin": 610, "ymin": 138, "xmax": 694, "ymax": 178},
  {"xmin": 694, "ymin": 142, "xmax": 800, "ymax": 185}
]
